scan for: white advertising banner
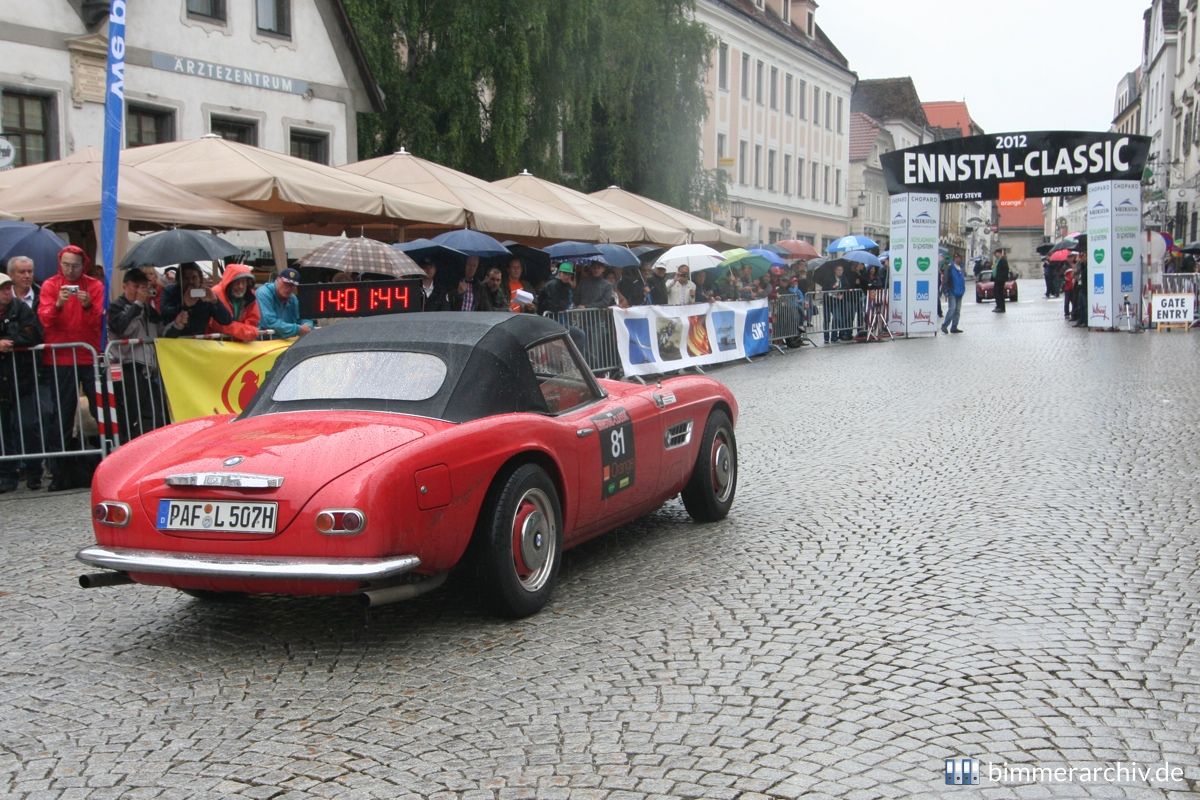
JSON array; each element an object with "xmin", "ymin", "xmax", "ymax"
[
  {"xmin": 888, "ymin": 194, "xmax": 909, "ymax": 335},
  {"xmin": 888, "ymin": 192, "xmax": 940, "ymax": 335},
  {"xmin": 905, "ymin": 193, "xmax": 941, "ymax": 335},
  {"xmin": 1087, "ymin": 181, "xmax": 1115, "ymax": 328},
  {"xmin": 612, "ymin": 300, "xmax": 770, "ymax": 377},
  {"xmin": 1111, "ymin": 179, "xmax": 1142, "ymax": 320}
]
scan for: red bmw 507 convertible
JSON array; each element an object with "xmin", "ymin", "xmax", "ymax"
[{"xmin": 78, "ymin": 313, "xmax": 738, "ymax": 617}]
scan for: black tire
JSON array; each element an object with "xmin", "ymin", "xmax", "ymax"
[
  {"xmin": 975, "ymin": 293, "xmax": 982, "ymax": 304},
  {"xmin": 681, "ymin": 409, "xmax": 737, "ymax": 522},
  {"xmin": 475, "ymin": 463, "xmax": 563, "ymax": 618},
  {"xmin": 1010, "ymin": 288, "xmax": 1018, "ymax": 303}
]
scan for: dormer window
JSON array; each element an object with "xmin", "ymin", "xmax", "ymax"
[
  {"xmin": 782, "ymin": 0, "xmax": 791, "ymax": 24},
  {"xmin": 807, "ymin": 11, "xmax": 815, "ymax": 37}
]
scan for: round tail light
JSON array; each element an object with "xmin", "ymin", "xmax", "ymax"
[
  {"xmin": 93, "ymin": 501, "xmax": 131, "ymax": 527},
  {"xmin": 315, "ymin": 509, "xmax": 366, "ymax": 535}
]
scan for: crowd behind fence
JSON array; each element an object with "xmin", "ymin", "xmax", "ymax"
[{"xmin": 3, "ymin": 295, "xmax": 897, "ymax": 475}]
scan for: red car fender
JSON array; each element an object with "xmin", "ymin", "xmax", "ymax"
[{"xmin": 355, "ymin": 417, "xmax": 577, "ymax": 572}]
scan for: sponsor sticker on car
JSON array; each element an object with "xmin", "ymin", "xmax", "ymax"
[{"xmin": 156, "ymin": 500, "xmax": 278, "ymax": 534}]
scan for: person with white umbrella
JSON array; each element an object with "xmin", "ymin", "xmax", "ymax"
[{"xmin": 667, "ymin": 263, "xmax": 696, "ymax": 306}]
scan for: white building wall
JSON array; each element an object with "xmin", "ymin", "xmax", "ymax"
[
  {"xmin": 0, "ymin": 0, "xmax": 373, "ymax": 166},
  {"xmin": 697, "ymin": 0, "xmax": 853, "ymax": 249}
]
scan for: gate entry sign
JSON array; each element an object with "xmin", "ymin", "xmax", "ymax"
[{"xmin": 881, "ymin": 132, "xmax": 1150, "ymax": 205}]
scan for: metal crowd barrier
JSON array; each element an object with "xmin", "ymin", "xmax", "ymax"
[
  {"xmin": 0, "ymin": 342, "xmax": 107, "ymax": 474},
  {"xmin": 768, "ymin": 293, "xmax": 811, "ymax": 349},
  {"xmin": 797, "ymin": 288, "xmax": 893, "ymax": 345},
  {"xmin": 550, "ymin": 308, "xmax": 622, "ymax": 376}
]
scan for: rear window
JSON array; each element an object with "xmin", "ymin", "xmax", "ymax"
[{"xmin": 272, "ymin": 351, "xmax": 447, "ymax": 403}]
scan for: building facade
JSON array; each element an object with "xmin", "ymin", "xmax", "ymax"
[
  {"xmin": 695, "ymin": 0, "xmax": 854, "ymax": 251},
  {"xmin": 1172, "ymin": 0, "xmax": 1200, "ymax": 243},
  {"xmin": 0, "ymin": 0, "xmax": 381, "ymax": 170},
  {"xmin": 1140, "ymin": 0, "xmax": 1179, "ymax": 234}
]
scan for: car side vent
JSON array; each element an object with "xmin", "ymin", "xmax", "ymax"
[{"xmin": 664, "ymin": 421, "xmax": 693, "ymax": 449}]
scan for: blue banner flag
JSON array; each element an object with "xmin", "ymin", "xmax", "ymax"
[{"xmin": 100, "ymin": 0, "xmax": 128, "ymax": 341}]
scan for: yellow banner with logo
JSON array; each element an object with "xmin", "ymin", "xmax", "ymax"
[{"xmin": 154, "ymin": 338, "xmax": 294, "ymax": 421}]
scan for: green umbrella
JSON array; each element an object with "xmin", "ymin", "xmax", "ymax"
[{"xmin": 720, "ymin": 247, "xmax": 773, "ymax": 279}]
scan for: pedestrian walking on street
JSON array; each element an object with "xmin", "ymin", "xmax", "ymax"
[
  {"xmin": 941, "ymin": 254, "xmax": 965, "ymax": 334},
  {"xmin": 992, "ymin": 247, "xmax": 1009, "ymax": 313}
]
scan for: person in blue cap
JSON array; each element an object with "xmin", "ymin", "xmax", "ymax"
[{"xmin": 256, "ymin": 266, "xmax": 314, "ymax": 338}]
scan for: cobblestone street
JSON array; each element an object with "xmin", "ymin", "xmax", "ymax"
[{"xmin": 2, "ymin": 282, "xmax": 1198, "ymax": 799}]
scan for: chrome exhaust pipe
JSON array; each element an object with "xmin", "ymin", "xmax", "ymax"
[
  {"xmin": 360, "ymin": 573, "xmax": 447, "ymax": 608},
  {"xmin": 79, "ymin": 571, "xmax": 134, "ymax": 589}
]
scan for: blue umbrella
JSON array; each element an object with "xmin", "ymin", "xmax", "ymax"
[
  {"xmin": 595, "ymin": 243, "xmax": 639, "ymax": 269},
  {"xmin": 841, "ymin": 249, "xmax": 882, "ymax": 268},
  {"xmin": 545, "ymin": 240, "xmax": 603, "ymax": 261},
  {"xmin": 393, "ymin": 238, "xmax": 467, "ymax": 264},
  {"xmin": 826, "ymin": 234, "xmax": 879, "ymax": 253},
  {"xmin": 430, "ymin": 229, "xmax": 511, "ymax": 257},
  {"xmin": 0, "ymin": 221, "xmax": 68, "ymax": 282},
  {"xmin": 749, "ymin": 247, "xmax": 787, "ymax": 267}
]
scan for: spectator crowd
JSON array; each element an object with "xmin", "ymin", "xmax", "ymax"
[{"xmin": 1, "ymin": 243, "xmax": 897, "ymax": 492}]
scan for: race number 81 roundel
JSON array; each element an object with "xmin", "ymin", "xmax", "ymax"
[{"xmin": 592, "ymin": 406, "xmax": 635, "ymax": 499}]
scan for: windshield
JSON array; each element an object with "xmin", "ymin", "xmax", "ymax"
[{"xmin": 272, "ymin": 351, "xmax": 448, "ymax": 403}]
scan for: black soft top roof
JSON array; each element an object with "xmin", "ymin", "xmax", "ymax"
[{"xmin": 243, "ymin": 312, "xmax": 572, "ymax": 422}]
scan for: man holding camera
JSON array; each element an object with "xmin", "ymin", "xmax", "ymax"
[
  {"xmin": 108, "ymin": 268, "xmax": 166, "ymax": 442},
  {"xmin": 36, "ymin": 245, "xmax": 105, "ymax": 491},
  {"xmin": 161, "ymin": 262, "xmax": 232, "ymax": 338}
]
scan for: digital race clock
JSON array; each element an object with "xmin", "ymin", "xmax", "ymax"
[{"xmin": 298, "ymin": 279, "xmax": 423, "ymax": 319}]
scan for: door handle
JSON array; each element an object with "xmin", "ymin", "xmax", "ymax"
[{"xmin": 576, "ymin": 428, "xmax": 593, "ymax": 438}]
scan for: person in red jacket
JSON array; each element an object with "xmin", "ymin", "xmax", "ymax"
[
  {"xmin": 36, "ymin": 245, "xmax": 104, "ymax": 490},
  {"xmin": 207, "ymin": 264, "xmax": 261, "ymax": 342}
]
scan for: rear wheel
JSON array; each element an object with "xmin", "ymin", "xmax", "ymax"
[
  {"xmin": 1011, "ymin": 287, "xmax": 1018, "ymax": 302},
  {"xmin": 975, "ymin": 292, "xmax": 982, "ymax": 303},
  {"xmin": 476, "ymin": 463, "xmax": 562, "ymax": 618},
  {"xmin": 681, "ymin": 409, "xmax": 737, "ymax": 522}
]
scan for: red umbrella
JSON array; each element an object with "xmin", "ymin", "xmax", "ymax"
[
  {"xmin": 1048, "ymin": 249, "xmax": 1071, "ymax": 263},
  {"xmin": 774, "ymin": 239, "xmax": 821, "ymax": 259}
]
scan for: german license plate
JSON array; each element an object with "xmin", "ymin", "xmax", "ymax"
[{"xmin": 156, "ymin": 499, "xmax": 278, "ymax": 534}]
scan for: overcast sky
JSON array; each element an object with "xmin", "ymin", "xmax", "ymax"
[{"xmin": 816, "ymin": 0, "xmax": 1149, "ymax": 134}]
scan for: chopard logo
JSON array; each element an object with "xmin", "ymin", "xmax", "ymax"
[
  {"xmin": 912, "ymin": 309, "xmax": 932, "ymax": 323},
  {"xmin": 1091, "ymin": 304, "xmax": 1110, "ymax": 320}
]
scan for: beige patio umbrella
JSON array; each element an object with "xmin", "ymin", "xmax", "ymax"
[
  {"xmin": 0, "ymin": 209, "xmax": 18, "ymax": 220},
  {"xmin": 340, "ymin": 148, "xmax": 600, "ymax": 242},
  {"xmin": 0, "ymin": 148, "xmax": 282, "ymax": 231},
  {"xmin": 0, "ymin": 148, "xmax": 284, "ymax": 276},
  {"xmin": 589, "ymin": 185, "xmax": 747, "ymax": 248},
  {"xmin": 492, "ymin": 171, "xmax": 687, "ymax": 246},
  {"xmin": 121, "ymin": 135, "xmax": 466, "ymax": 232}
]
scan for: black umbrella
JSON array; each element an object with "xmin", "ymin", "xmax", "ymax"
[
  {"xmin": 632, "ymin": 245, "xmax": 666, "ymax": 264},
  {"xmin": 503, "ymin": 241, "xmax": 551, "ymax": 286},
  {"xmin": 1050, "ymin": 233, "xmax": 1087, "ymax": 254},
  {"xmin": 120, "ymin": 229, "xmax": 241, "ymax": 268},
  {"xmin": 1035, "ymin": 242, "xmax": 1055, "ymax": 256},
  {"xmin": 1181, "ymin": 241, "xmax": 1200, "ymax": 254}
]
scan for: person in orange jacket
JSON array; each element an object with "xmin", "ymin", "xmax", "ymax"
[{"xmin": 208, "ymin": 263, "xmax": 261, "ymax": 342}]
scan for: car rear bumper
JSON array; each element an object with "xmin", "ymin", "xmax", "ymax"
[{"xmin": 76, "ymin": 545, "xmax": 421, "ymax": 581}]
